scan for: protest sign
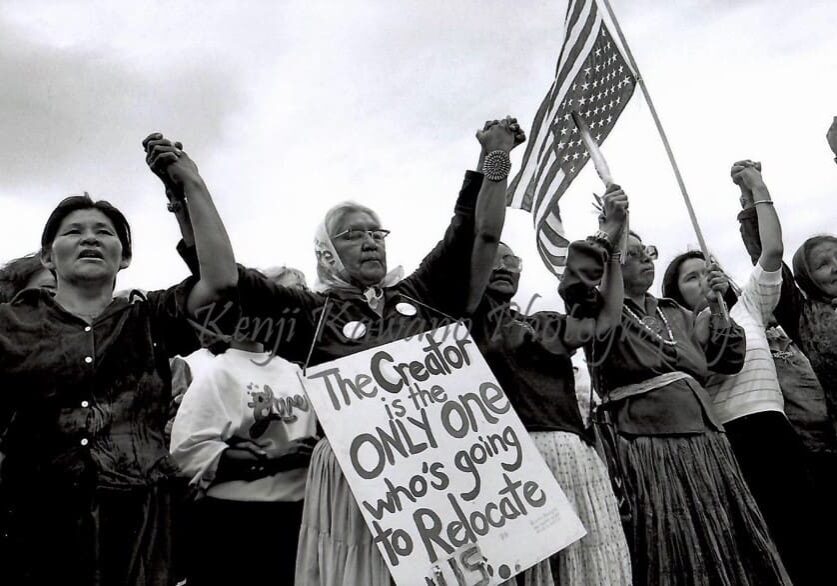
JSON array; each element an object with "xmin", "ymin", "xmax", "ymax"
[{"xmin": 303, "ymin": 325, "xmax": 586, "ymax": 585}]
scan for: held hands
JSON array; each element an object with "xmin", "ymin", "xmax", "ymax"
[
  {"xmin": 730, "ymin": 159, "xmax": 765, "ymax": 208},
  {"xmin": 827, "ymin": 117, "xmax": 837, "ymax": 158},
  {"xmin": 476, "ymin": 116, "xmax": 526, "ymax": 153},
  {"xmin": 704, "ymin": 262, "xmax": 730, "ymax": 305},
  {"xmin": 142, "ymin": 132, "xmax": 203, "ymax": 191},
  {"xmin": 272, "ymin": 436, "xmax": 319, "ymax": 472}
]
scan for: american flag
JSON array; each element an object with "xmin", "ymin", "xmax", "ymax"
[{"xmin": 507, "ymin": 0, "xmax": 636, "ymax": 277}]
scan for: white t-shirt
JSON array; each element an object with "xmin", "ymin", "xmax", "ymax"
[
  {"xmin": 706, "ymin": 263, "xmax": 784, "ymax": 423},
  {"xmin": 171, "ymin": 348, "xmax": 317, "ymax": 502}
]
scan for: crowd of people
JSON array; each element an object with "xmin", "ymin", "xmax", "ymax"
[{"xmin": 0, "ymin": 116, "xmax": 835, "ymax": 585}]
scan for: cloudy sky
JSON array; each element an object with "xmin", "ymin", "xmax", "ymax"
[{"xmin": 1, "ymin": 0, "xmax": 835, "ymax": 311}]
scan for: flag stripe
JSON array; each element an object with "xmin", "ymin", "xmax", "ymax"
[{"xmin": 506, "ymin": 0, "xmax": 636, "ymax": 277}]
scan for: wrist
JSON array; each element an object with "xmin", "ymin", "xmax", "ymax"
[
  {"xmin": 598, "ymin": 220, "xmax": 623, "ymax": 245},
  {"xmin": 588, "ymin": 230, "xmax": 614, "ymax": 254},
  {"xmin": 482, "ymin": 150, "xmax": 512, "ymax": 182},
  {"xmin": 750, "ymin": 184, "xmax": 771, "ymax": 203}
]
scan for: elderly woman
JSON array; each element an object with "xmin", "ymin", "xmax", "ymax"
[
  {"xmin": 0, "ymin": 134, "xmax": 237, "ymax": 584},
  {"xmin": 560, "ymin": 225, "xmax": 790, "ymax": 584},
  {"xmin": 470, "ymin": 185, "xmax": 632, "ymax": 586},
  {"xmin": 662, "ymin": 162, "xmax": 826, "ymax": 585},
  {"xmin": 194, "ymin": 118, "xmax": 524, "ymax": 585}
]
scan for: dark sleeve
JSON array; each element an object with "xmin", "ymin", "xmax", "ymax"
[
  {"xmin": 145, "ymin": 277, "xmax": 205, "ymax": 358},
  {"xmin": 704, "ymin": 314, "xmax": 747, "ymax": 375},
  {"xmin": 737, "ymin": 207, "xmax": 804, "ymax": 343},
  {"xmin": 401, "ymin": 170, "xmax": 483, "ymax": 316},
  {"xmin": 177, "ymin": 239, "xmax": 200, "ymax": 277},
  {"xmin": 558, "ymin": 238, "xmax": 609, "ymax": 318},
  {"xmin": 236, "ymin": 267, "xmax": 318, "ymax": 361}
]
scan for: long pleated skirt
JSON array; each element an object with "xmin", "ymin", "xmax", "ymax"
[
  {"xmin": 616, "ymin": 431, "xmax": 791, "ymax": 586},
  {"xmin": 295, "ymin": 438, "xmax": 392, "ymax": 586},
  {"xmin": 502, "ymin": 431, "xmax": 632, "ymax": 586}
]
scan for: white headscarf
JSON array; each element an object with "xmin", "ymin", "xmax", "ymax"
[{"xmin": 313, "ymin": 202, "xmax": 404, "ymax": 309}]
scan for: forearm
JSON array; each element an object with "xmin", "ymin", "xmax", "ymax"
[
  {"xmin": 752, "ymin": 185, "xmax": 783, "ymax": 272},
  {"xmin": 467, "ymin": 176, "xmax": 507, "ymax": 314},
  {"xmin": 183, "ymin": 177, "xmax": 237, "ymax": 308},
  {"xmin": 594, "ymin": 256, "xmax": 624, "ymax": 337}
]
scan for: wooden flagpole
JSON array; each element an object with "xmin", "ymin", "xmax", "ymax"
[{"xmin": 598, "ymin": 0, "xmax": 729, "ymax": 321}]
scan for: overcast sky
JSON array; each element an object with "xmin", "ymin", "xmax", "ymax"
[{"xmin": 1, "ymin": 0, "xmax": 835, "ymax": 312}]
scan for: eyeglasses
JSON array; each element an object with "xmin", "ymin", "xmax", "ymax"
[
  {"xmin": 333, "ymin": 228, "xmax": 391, "ymax": 243},
  {"xmin": 494, "ymin": 254, "xmax": 523, "ymax": 273},
  {"xmin": 625, "ymin": 245, "xmax": 658, "ymax": 261}
]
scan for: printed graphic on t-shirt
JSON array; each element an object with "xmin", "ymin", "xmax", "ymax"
[{"xmin": 246, "ymin": 382, "xmax": 311, "ymax": 438}]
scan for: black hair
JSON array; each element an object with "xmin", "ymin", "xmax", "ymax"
[
  {"xmin": 662, "ymin": 250, "xmax": 738, "ymax": 309},
  {"xmin": 40, "ymin": 194, "xmax": 132, "ymax": 260},
  {"xmin": 0, "ymin": 252, "xmax": 48, "ymax": 302}
]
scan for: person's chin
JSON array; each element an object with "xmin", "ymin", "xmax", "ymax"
[
  {"xmin": 72, "ymin": 263, "xmax": 116, "ymax": 281},
  {"xmin": 358, "ymin": 265, "xmax": 386, "ymax": 284},
  {"xmin": 488, "ymin": 280, "xmax": 515, "ymax": 296}
]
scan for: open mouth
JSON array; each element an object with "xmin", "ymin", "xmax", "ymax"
[{"xmin": 78, "ymin": 249, "xmax": 104, "ymax": 260}]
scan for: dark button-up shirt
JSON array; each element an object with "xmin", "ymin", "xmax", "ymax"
[
  {"xmin": 559, "ymin": 239, "xmax": 746, "ymax": 435},
  {"xmin": 0, "ymin": 282, "xmax": 198, "ymax": 498}
]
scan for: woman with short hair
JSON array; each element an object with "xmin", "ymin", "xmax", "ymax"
[{"xmin": 0, "ymin": 134, "xmax": 237, "ymax": 584}]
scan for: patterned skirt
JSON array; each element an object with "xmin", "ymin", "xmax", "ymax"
[
  {"xmin": 502, "ymin": 431, "xmax": 632, "ymax": 586},
  {"xmin": 295, "ymin": 438, "xmax": 392, "ymax": 586},
  {"xmin": 616, "ymin": 431, "xmax": 791, "ymax": 586}
]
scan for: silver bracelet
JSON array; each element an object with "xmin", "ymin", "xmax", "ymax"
[
  {"xmin": 483, "ymin": 150, "xmax": 512, "ymax": 182},
  {"xmin": 753, "ymin": 199, "xmax": 774, "ymax": 206}
]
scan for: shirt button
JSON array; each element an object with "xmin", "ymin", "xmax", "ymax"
[
  {"xmin": 84, "ymin": 326, "xmax": 92, "ymax": 332},
  {"xmin": 81, "ymin": 400, "xmax": 90, "ymax": 408},
  {"xmin": 80, "ymin": 438, "xmax": 89, "ymax": 447},
  {"xmin": 84, "ymin": 356, "xmax": 93, "ymax": 364}
]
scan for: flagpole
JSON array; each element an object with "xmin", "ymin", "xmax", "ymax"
[{"xmin": 598, "ymin": 0, "xmax": 729, "ymax": 321}]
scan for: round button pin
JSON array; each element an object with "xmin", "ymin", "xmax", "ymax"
[
  {"xmin": 81, "ymin": 400, "xmax": 89, "ymax": 408},
  {"xmin": 80, "ymin": 438, "xmax": 89, "ymax": 447},
  {"xmin": 343, "ymin": 321, "xmax": 367, "ymax": 340},
  {"xmin": 395, "ymin": 302, "xmax": 417, "ymax": 317}
]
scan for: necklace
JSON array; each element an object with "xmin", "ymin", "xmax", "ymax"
[{"xmin": 623, "ymin": 305, "xmax": 677, "ymax": 346}]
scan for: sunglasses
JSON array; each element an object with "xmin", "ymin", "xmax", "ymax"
[{"xmin": 624, "ymin": 244, "xmax": 658, "ymax": 261}]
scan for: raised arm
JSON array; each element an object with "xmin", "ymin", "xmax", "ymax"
[
  {"xmin": 466, "ymin": 117, "xmax": 526, "ymax": 314},
  {"xmin": 143, "ymin": 133, "xmax": 237, "ymax": 316},
  {"xmin": 732, "ymin": 161, "xmax": 783, "ymax": 272},
  {"xmin": 734, "ymin": 162, "xmax": 804, "ymax": 341},
  {"xmin": 559, "ymin": 184, "xmax": 627, "ymax": 320},
  {"xmin": 563, "ymin": 251, "xmax": 625, "ymax": 348}
]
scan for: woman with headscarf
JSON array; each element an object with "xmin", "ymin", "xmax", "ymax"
[
  {"xmin": 559, "ymin": 221, "xmax": 791, "ymax": 585},
  {"xmin": 0, "ymin": 134, "xmax": 237, "ymax": 584},
  {"xmin": 220, "ymin": 118, "xmax": 525, "ymax": 585},
  {"xmin": 661, "ymin": 161, "xmax": 826, "ymax": 585},
  {"xmin": 469, "ymin": 185, "xmax": 632, "ymax": 585}
]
